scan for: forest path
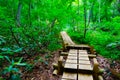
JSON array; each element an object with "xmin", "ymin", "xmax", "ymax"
[
  {"xmin": 21, "ymin": 31, "xmax": 120, "ymax": 80},
  {"xmin": 59, "ymin": 31, "xmax": 101, "ymax": 80}
]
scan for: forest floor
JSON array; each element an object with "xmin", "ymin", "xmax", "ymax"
[{"xmin": 21, "ymin": 50, "xmax": 120, "ymax": 80}]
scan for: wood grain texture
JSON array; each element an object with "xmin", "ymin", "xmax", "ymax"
[
  {"xmin": 78, "ymin": 73, "xmax": 93, "ymax": 80},
  {"xmin": 62, "ymin": 72, "xmax": 77, "ymax": 80}
]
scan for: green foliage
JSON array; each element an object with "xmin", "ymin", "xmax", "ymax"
[
  {"xmin": 0, "ymin": 0, "xmax": 120, "ymax": 79},
  {"xmin": 2, "ymin": 57, "xmax": 27, "ymax": 80}
]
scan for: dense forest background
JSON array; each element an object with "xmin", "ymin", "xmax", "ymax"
[{"xmin": 0, "ymin": 0, "xmax": 120, "ymax": 80}]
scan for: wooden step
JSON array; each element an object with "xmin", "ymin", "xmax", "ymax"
[
  {"xmin": 67, "ymin": 56, "xmax": 77, "ymax": 60},
  {"xmin": 78, "ymin": 73, "xmax": 93, "ymax": 80},
  {"xmin": 66, "ymin": 45, "xmax": 90, "ymax": 50},
  {"xmin": 69, "ymin": 49, "xmax": 77, "ymax": 54},
  {"xmin": 62, "ymin": 72, "xmax": 77, "ymax": 80},
  {"xmin": 64, "ymin": 63, "xmax": 77, "ymax": 70},
  {"xmin": 79, "ymin": 50, "xmax": 88, "ymax": 54},
  {"xmin": 79, "ymin": 60, "xmax": 91, "ymax": 65},
  {"xmin": 79, "ymin": 57, "xmax": 89, "ymax": 60},
  {"xmin": 79, "ymin": 54, "xmax": 88, "ymax": 56},
  {"xmin": 68, "ymin": 54, "xmax": 77, "ymax": 57},
  {"xmin": 78, "ymin": 64, "xmax": 93, "ymax": 71},
  {"xmin": 79, "ymin": 50, "xmax": 87, "ymax": 52},
  {"xmin": 66, "ymin": 59, "xmax": 77, "ymax": 64}
]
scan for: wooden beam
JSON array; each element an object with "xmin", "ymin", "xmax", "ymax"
[
  {"xmin": 60, "ymin": 52, "xmax": 68, "ymax": 56},
  {"xmin": 78, "ymin": 73, "xmax": 93, "ymax": 80},
  {"xmin": 98, "ymin": 75, "xmax": 104, "ymax": 80},
  {"xmin": 52, "ymin": 63, "xmax": 58, "ymax": 69},
  {"xmin": 53, "ymin": 69, "xmax": 58, "ymax": 75},
  {"xmin": 62, "ymin": 72, "xmax": 77, "ymax": 80},
  {"xmin": 58, "ymin": 56, "xmax": 64, "ymax": 74},
  {"xmin": 93, "ymin": 58, "xmax": 99, "ymax": 80},
  {"xmin": 88, "ymin": 54, "xmax": 96, "ymax": 58}
]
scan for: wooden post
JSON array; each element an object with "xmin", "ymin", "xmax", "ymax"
[
  {"xmin": 88, "ymin": 54, "xmax": 96, "ymax": 58},
  {"xmin": 52, "ymin": 63, "xmax": 58, "ymax": 69},
  {"xmin": 98, "ymin": 75, "xmax": 103, "ymax": 80},
  {"xmin": 60, "ymin": 52, "xmax": 68, "ymax": 56},
  {"xmin": 53, "ymin": 69, "xmax": 58, "ymax": 75},
  {"xmin": 58, "ymin": 56, "xmax": 63, "ymax": 75},
  {"xmin": 93, "ymin": 58, "xmax": 99, "ymax": 80}
]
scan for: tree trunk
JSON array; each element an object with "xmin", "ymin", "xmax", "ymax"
[
  {"xmin": 77, "ymin": 0, "xmax": 80, "ymax": 32},
  {"xmin": 98, "ymin": 0, "xmax": 101, "ymax": 23},
  {"xmin": 118, "ymin": 0, "xmax": 120, "ymax": 13},
  {"xmin": 16, "ymin": 0, "xmax": 22, "ymax": 27},
  {"xmin": 83, "ymin": 0, "xmax": 87, "ymax": 38},
  {"xmin": 28, "ymin": 0, "xmax": 31, "ymax": 27}
]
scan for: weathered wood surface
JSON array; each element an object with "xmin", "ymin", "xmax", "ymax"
[
  {"xmin": 62, "ymin": 72, "xmax": 93, "ymax": 80},
  {"xmin": 62, "ymin": 72, "xmax": 77, "ymax": 80},
  {"xmin": 58, "ymin": 31, "xmax": 103, "ymax": 80},
  {"xmin": 78, "ymin": 73, "xmax": 93, "ymax": 80},
  {"xmin": 64, "ymin": 49, "xmax": 93, "ymax": 74},
  {"xmin": 66, "ymin": 44, "xmax": 91, "ymax": 50},
  {"xmin": 60, "ymin": 31, "xmax": 75, "ymax": 46}
]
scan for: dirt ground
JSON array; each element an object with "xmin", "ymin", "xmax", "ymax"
[
  {"xmin": 97, "ymin": 55, "xmax": 120, "ymax": 80},
  {"xmin": 21, "ymin": 50, "xmax": 120, "ymax": 80}
]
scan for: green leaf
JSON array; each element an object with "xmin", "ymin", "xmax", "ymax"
[
  {"xmin": 0, "ymin": 55, "xmax": 4, "ymax": 59},
  {"xmin": 8, "ymin": 65, "xmax": 13, "ymax": 72},
  {"xmin": 4, "ymin": 56, "xmax": 11, "ymax": 63},
  {"xmin": 14, "ymin": 48, "xmax": 22, "ymax": 53},
  {"xmin": 1, "ymin": 47, "xmax": 12, "ymax": 52},
  {"xmin": 11, "ymin": 74, "xmax": 21, "ymax": 80},
  {"xmin": 15, "ymin": 63, "xmax": 27, "ymax": 66},
  {"xmin": 12, "ymin": 68, "xmax": 19, "ymax": 72},
  {"xmin": 18, "ymin": 57, "xmax": 23, "ymax": 63},
  {"xmin": 11, "ymin": 59, "xmax": 15, "ymax": 65}
]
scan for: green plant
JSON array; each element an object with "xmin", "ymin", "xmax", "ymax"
[{"xmin": 2, "ymin": 56, "xmax": 27, "ymax": 80}]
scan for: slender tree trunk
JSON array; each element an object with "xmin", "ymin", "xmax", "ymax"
[
  {"xmin": 98, "ymin": 0, "xmax": 101, "ymax": 23},
  {"xmin": 87, "ymin": 10, "xmax": 91, "ymax": 27},
  {"xmin": 16, "ymin": 0, "xmax": 22, "ymax": 27},
  {"xmin": 77, "ymin": 0, "xmax": 80, "ymax": 32},
  {"xmin": 83, "ymin": 0, "xmax": 87, "ymax": 38},
  {"xmin": 51, "ymin": 18, "xmax": 57, "ymax": 28},
  {"xmin": 49, "ymin": 18, "xmax": 57, "ymax": 32},
  {"xmin": 91, "ymin": 2, "xmax": 94, "ymax": 23},
  {"xmin": 10, "ymin": 26, "xmax": 27, "ymax": 54},
  {"xmin": 118, "ymin": 0, "xmax": 120, "ymax": 13},
  {"xmin": 28, "ymin": 0, "xmax": 31, "ymax": 27}
]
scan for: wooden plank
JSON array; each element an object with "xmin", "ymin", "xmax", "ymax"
[
  {"xmin": 66, "ymin": 45, "xmax": 90, "ymax": 50},
  {"xmin": 67, "ymin": 56, "xmax": 77, "ymax": 60},
  {"xmin": 78, "ymin": 73, "xmax": 93, "ymax": 80},
  {"xmin": 68, "ymin": 54, "xmax": 77, "ymax": 57},
  {"xmin": 79, "ymin": 52, "xmax": 88, "ymax": 54},
  {"xmin": 61, "ymin": 79, "xmax": 76, "ymax": 80},
  {"xmin": 88, "ymin": 54, "xmax": 96, "ymax": 58},
  {"xmin": 60, "ymin": 52, "xmax": 68, "ymax": 56},
  {"xmin": 62, "ymin": 72, "xmax": 77, "ymax": 80},
  {"xmin": 79, "ymin": 54, "xmax": 88, "ymax": 57},
  {"xmin": 79, "ymin": 60, "xmax": 91, "ymax": 65},
  {"xmin": 64, "ymin": 63, "xmax": 77, "ymax": 69},
  {"xmin": 66, "ymin": 59, "xmax": 77, "ymax": 64},
  {"xmin": 60, "ymin": 31, "xmax": 75, "ymax": 46},
  {"xmin": 79, "ymin": 64, "xmax": 93, "ymax": 71},
  {"xmin": 79, "ymin": 50, "xmax": 87, "ymax": 52},
  {"xmin": 69, "ymin": 49, "xmax": 77, "ymax": 54},
  {"xmin": 79, "ymin": 57, "xmax": 89, "ymax": 60}
]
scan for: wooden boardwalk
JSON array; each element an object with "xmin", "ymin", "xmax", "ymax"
[
  {"xmin": 53, "ymin": 31, "xmax": 103, "ymax": 80},
  {"xmin": 62, "ymin": 49, "xmax": 93, "ymax": 80}
]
